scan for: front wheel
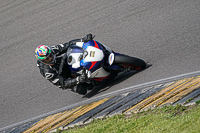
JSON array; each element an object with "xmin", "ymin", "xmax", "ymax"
[{"xmin": 113, "ymin": 54, "xmax": 146, "ymax": 71}]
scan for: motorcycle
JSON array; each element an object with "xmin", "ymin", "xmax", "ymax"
[{"xmin": 59, "ymin": 39, "xmax": 146, "ymax": 85}]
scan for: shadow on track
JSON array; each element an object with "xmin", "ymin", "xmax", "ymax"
[{"xmin": 83, "ymin": 64, "xmax": 152, "ymax": 98}]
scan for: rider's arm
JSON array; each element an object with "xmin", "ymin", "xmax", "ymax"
[
  {"xmin": 68, "ymin": 34, "xmax": 93, "ymax": 45},
  {"xmin": 37, "ymin": 61, "xmax": 88, "ymax": 89},
  {"xmin": 37, "ymin": 61, "xmax": 77, "ymax": 89},
  {"xmin": 51, "ymin": 34, "xmax": 93, "ymax": 55}
]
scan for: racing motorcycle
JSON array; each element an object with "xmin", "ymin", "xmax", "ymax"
[{"xmin": 59, "ymin": 39, "xmax": 146, "ymax": 86}]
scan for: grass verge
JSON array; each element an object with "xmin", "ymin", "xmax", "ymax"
[{"xmin": 55, "ymin": 104, "xmax": 200, "ymax": 133}]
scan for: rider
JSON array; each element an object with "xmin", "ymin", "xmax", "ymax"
[{"xmin": 35, "ymin": 34, "xmax": 93, "ymax": 95}]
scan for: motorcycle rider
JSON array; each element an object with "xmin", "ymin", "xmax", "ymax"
[{"xmin": 35, "ymin": 34, "xmax": 93, "ymax": 95}]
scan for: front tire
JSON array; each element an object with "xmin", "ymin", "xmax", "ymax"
[{"xmin": 113, "ymin": 54, "xmax": 146, "ymax": 70}]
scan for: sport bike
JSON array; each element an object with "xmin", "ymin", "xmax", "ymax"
[{"xmin": 59, "ymin": 40, "xmax": 146, "ymax": 84}]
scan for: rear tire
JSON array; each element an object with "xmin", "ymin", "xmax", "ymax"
[{"xmin": 113, "ymin": 54, "xmax": 146, "ymax": 70}]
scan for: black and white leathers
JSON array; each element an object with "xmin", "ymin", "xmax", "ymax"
[{"xmin": 36, "ymin": 39, "xmax": 81, "ymax": 89}]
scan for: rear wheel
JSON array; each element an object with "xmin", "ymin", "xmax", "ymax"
[{"xmin": 113, "ymin": 54, "xmax": 146, "ymax": 70}]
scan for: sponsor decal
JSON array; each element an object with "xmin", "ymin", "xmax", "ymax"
[
  {"xmin": 90, "ymin": 51, "xmax": 95, "ymax": 57},
  {"xmin": 45, "ymin": 73, "xmax": 54, "ymax": 79},
  {"xmin": 108, "ymin": 53, "xmax": 114, "ymax": 65}
]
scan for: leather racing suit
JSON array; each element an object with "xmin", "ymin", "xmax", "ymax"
[{"xmin": 36, "ymin": 34, "xmax": 93, "ymax": 93}]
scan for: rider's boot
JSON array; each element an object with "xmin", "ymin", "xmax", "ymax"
[{"xmin": 72, "ymin": 83, "xmax": 93, "ymax": 95}]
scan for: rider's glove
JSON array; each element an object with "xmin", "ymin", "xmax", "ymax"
[
  {"xmin": 77, "ymin": 73, "xmax": 88, "ymax": 83},
  {"xmin": 82, "ymin": 34, "xmax": 93, "ymax": 42}
]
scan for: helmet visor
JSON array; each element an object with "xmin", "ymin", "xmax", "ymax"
[{"xmin": 42, "ymin": 52, "xmax": 56, "ymax": 65}]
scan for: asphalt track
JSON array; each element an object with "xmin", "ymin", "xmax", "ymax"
[{"xmin": 0, "ymin": 0, "xmax": 200, "ymax": 129}]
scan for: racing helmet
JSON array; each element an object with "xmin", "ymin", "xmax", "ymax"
[{"xmin": 35, "ymin": 45, "xmax": 56, "ymax": 65}]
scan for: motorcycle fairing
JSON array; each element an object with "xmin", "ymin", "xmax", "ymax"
[
  {"xmin": 80, "ymin": 40, "xmax": 105, "ymax": 72},
  {"xmin": 82, "ymin": 40, "xmax": 104, "ymax": 50}
]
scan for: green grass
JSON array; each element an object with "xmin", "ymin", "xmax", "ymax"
[
  {"xmin": 56, "ymin": 104, "xmax": 200, "ymax": 133},
  {"xmin": 195, "ymin": 99, "xmax": 200, "ymax": 105}
]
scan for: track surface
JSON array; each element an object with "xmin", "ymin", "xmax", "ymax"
[{"xmin": 0, "ymin": 0, "xmax": 200, "ymax": 128}]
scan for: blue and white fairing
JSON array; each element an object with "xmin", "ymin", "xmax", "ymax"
[
  {"xmin": 81, "ymin": 40, "xmax": 105, "ymax": 71},
  {"xmin": 66, "ymin": 40, "xmax": 111, "ymax": 78}
]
